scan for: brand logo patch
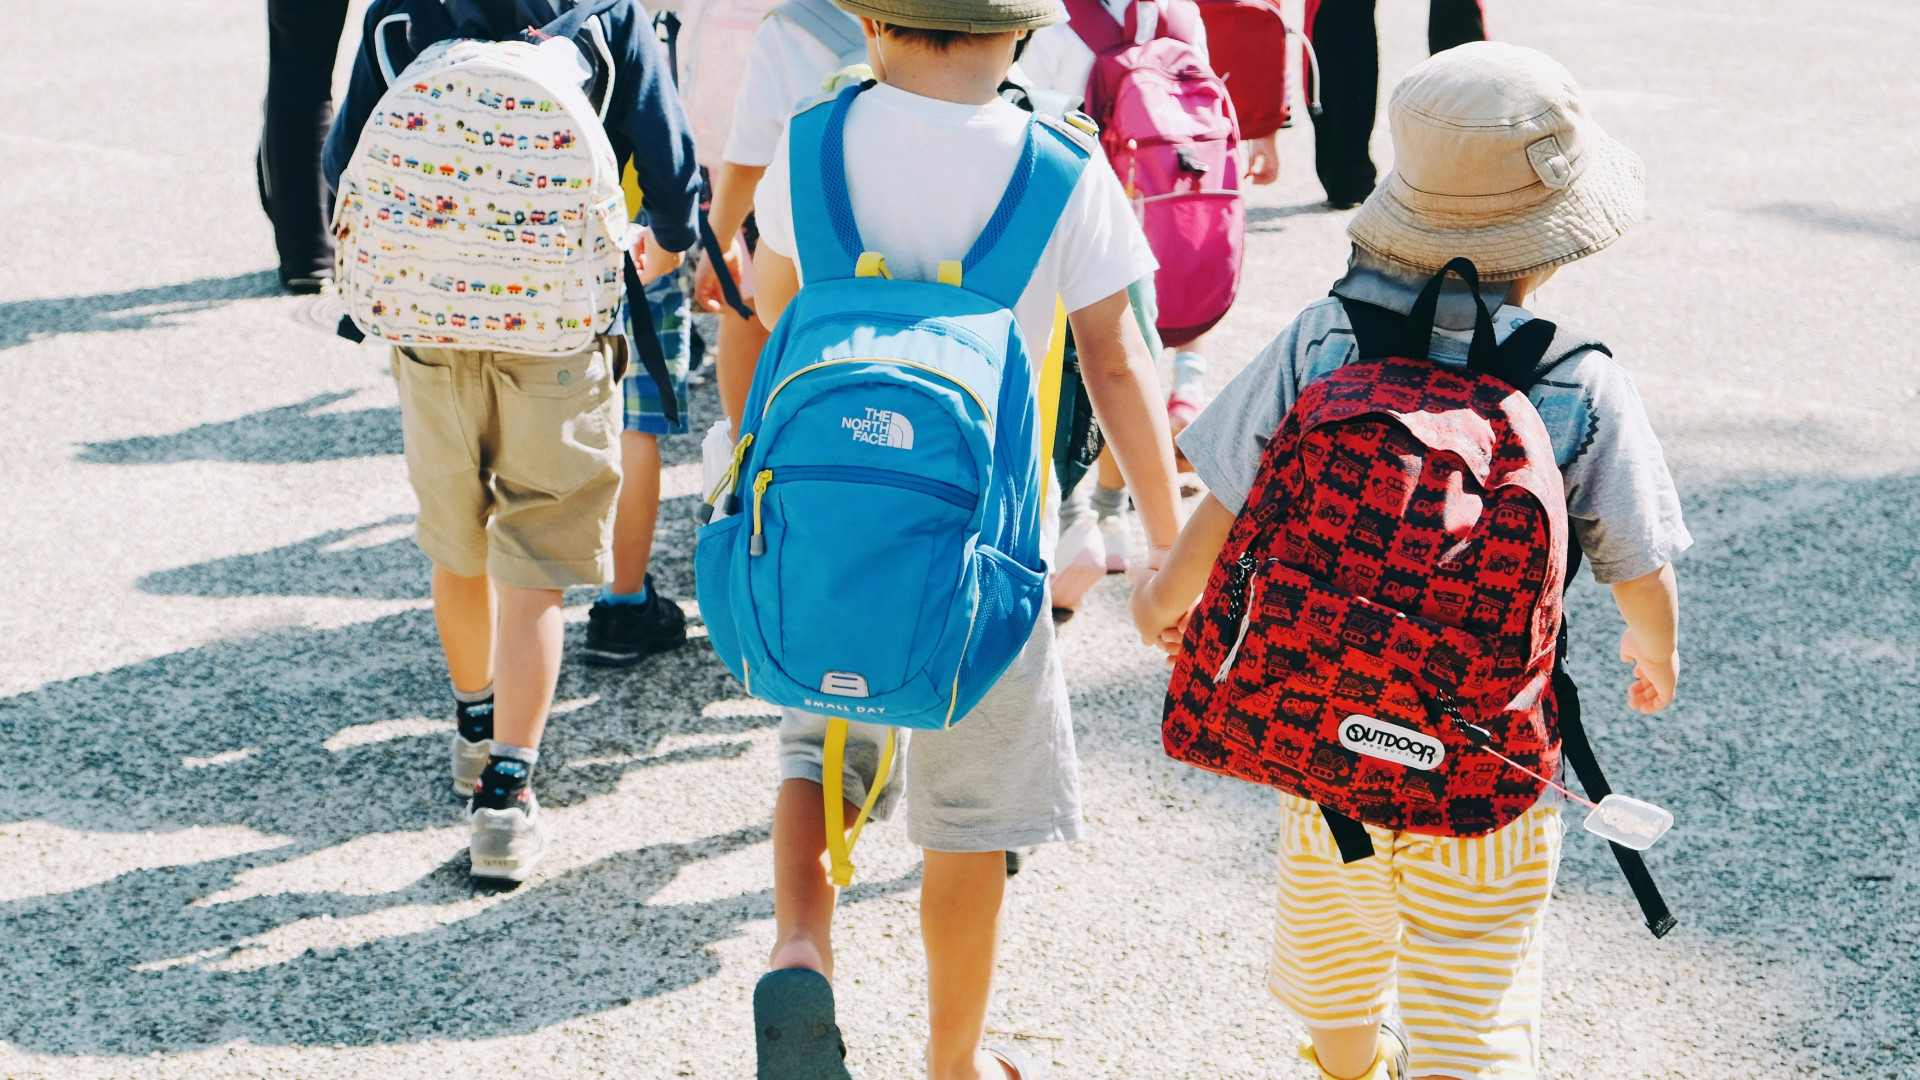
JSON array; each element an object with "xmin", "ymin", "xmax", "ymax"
[
  {"xmin": 1339, "ymin": 714, "xmax": 1445, "ymax": 770},
  {"xmin": 842, "ymin": 407, "xmax": 914, "ymax": 449}
]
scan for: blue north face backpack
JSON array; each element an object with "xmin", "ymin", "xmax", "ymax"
[{"xmin": 694, "ymin": 82, "xmax": 1088, "ymax": 881}]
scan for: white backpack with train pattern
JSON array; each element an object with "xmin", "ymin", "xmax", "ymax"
[{"xmin": 331, "ymin": 7, "xmax": 629, "ymax": 355}]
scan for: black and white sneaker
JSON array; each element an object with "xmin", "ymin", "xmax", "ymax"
[{"xmin": 581, "ymin": 576, "xmax": 687, "ymax": 666}]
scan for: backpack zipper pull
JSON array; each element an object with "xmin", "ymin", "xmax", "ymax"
[
  {"xmin": 749, "ymin": 469, "xmax": 773, "ymax": 556},
  {"xmin": 1212, "ymin": 568, "xmax": 1260, "ymax": 683},
  {"xmin": 698, "ymin": 433, "xmax": 753, "ymax": 523}
]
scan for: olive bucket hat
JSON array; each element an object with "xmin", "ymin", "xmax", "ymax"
[
  {"xmin": 1347, "ymin": 41, "xmax": 1645, "ymax": 282},
  {"xmin": 831, "ymin": 0, "xmax": 1064, "ymax": 33}
]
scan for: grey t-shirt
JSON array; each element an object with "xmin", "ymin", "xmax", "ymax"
[{"xmin": 1177, "ymin": 252, "xmax": 1691, "ymax": 584}]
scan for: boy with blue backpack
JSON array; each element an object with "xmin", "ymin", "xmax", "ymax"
[
  {"xmin": 692, "ymin": 0, "xmax": 1183, "ymax": 1074},
  {"xmin": 323, "ymin": 0, "xmax": 700, "ymax": 880}
]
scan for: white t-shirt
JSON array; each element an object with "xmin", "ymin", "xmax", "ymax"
[
  {"xmin": 721, "ymin": 14, "xmax": 851, "ymax": 167},
  {"xmin": 1018, "ymin": 0, "xmax": 1208, "ymax": 99},
  {"xmin": 754, "ymin": 82, "xmax": 1158, "ymax": 352}
]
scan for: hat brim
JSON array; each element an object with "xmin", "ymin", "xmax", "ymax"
[
  {"xmin": 1347, "ymin": 135, "xmax": 1645, "ymax": 282},
  {"xmin": 831, "ymin": 0, "xmax": 1063, "ymax": 32}
]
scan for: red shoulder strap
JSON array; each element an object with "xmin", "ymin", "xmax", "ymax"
[{"xmin": 1063, "ymin": 0, "xmax": 1127, "ymax": 54}]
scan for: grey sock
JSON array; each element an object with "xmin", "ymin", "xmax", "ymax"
[
  {"xmin": 490, "ymin": 741, "xmax": 539, "ymax": 766},
  {"xmin": 1090, "ymin": 483, "xmax": 1127, "ymax": 520},
  {"xmin": 1059, "ymin": 472, "xmax": 1095, "ymax": 532},
  {"xmin": 452, "ymin": 683, "xmax": 494, "ymax": 704},
  {"xmin": 1173, "ymin": 350, "xmax": 1207, "ymax": 392}
]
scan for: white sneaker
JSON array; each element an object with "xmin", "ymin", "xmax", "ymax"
[
  {"xmin": 1049, "ymin": 515, "xmax": 1107, "ymax": 613},
  {"xmin": 1098, "ymin": 512, "xmax": 1133, "ymax": 574},
  {"xmin": 467, "ymin": 788, "xmax": 547, "ymax": 882},
  {"xmin": 451, "ymin": 733, "xmax": 490, "ymax": 796}
]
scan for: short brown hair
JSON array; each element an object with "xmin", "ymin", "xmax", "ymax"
[{"xmin": 876, "ymin": 21, "xmax": 970, "ymax": 50}]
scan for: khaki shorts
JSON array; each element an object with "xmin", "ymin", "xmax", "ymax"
[{"xmin": 391, "ymin": 336, "xmax": 624, "ymax": 589}]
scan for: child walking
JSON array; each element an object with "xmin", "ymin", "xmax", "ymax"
[
  {"xmin": 323, "ymin": 0, "xmax": 701, "ymax": 880},
  {"xmin": 736, "ymin": 2, "xmax": 1183, "ymax": 1076},
  {"xmin": 1133, "ymin": 43, "xmax": 1688, "ymax": 1079}
]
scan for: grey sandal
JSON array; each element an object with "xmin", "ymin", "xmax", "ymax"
[{"xmin": 754, "ymin": 968, "xmax": 851, "ymax": 1080}]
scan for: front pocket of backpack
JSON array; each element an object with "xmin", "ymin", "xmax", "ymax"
[
  {"xmin": 749, "ymin": 465, "xmax": 973, "ymax": 697},
  {"xmin": 1140, "ymin": 190, "xmax": 1243, "ymax": 333}
]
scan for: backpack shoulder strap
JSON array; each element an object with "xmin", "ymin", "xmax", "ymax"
[
  {"xmin": 1493, "ymin": 318, "xmax": 1611, "ymax": 392},
  {"xmin": 787, "ymin": 82, "xmax": 866, "ymax": 283},
  {"xmin": 769, "ymin": 0, "xmax": 867, "ymax": 65},
  {"xmin": 955, "ymin": 116, "xmax": 1091, "ymax": 309},
  {"xmin": 1064, "ymin": 0, "xmax": 1127, "ymax": 54}
]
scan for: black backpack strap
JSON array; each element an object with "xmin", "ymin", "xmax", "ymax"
[
  {"xmin": 622, "ymin": 252, "xmax": 680, "ymax": 427},
  {"xmin": 1320, "ymin": 806, "xmax": 1377, "ymax": 863}
]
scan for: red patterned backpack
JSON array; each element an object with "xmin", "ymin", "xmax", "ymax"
[{"xmin": 1162, "ymin": 259, "xmax": 1676, "ymax": 935}]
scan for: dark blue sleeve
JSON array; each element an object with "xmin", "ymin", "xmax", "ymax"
[
  {"xmin": 322, "ymin": 0, "xmax": 405, "ymax": 201},
  {"xmin": 602, "ymin": 3, "xmax": 702, "ymax": 253}
]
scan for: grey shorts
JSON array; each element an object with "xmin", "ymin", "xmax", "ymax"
[{"xmin": 777, "ymin": 607, "xmax": 1083, "ymax": 853}]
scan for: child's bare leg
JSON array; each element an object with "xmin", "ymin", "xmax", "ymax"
[
  {"xmin": 769, "ymin": 778, "xmax": 860, "ymax": 977},
  {"xmin": 1305, "ymin": 1024, "xmax": 1382, "ymax": 1078},
  {"xmin": 610, "ymin": 431, "xmax": 661, "ymax": 594},
  {"xmin": 921, "ymin": 849, "xmax": 1014, "ymax": 1080},
  {"xmin": 717, "ymin": 303, "xmax": 770, "ymax": 433},
  {"xmin": 490, "ymin": 583, "xmax": 564, "ymax": 749},
  {"xmin": 431, "ymin": 565, "xmax": 495, "ymax": 692}
]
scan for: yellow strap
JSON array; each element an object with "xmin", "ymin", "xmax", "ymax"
[
  {"xmin": 855, "ymin": 251, "xmax": 893, "ymax": 279},
  {"xmin": 937, "ymin": 260, "xmax": 963, "ymax": 287},
  {"xmin": 823, "ymin": 718, "xmax": 897, "ymax": 888},
  {"xmin": 1035, "ymin": 297, "xmax": 1068, "ymax": 498}
]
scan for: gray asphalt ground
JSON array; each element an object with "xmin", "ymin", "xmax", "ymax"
[{"xmin": 2, "ymin": 1, "xmax": 1917, "ymax": 1077}]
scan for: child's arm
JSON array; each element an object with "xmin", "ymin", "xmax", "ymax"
[
  {"xmin": 1610, "ymin": 562, "xmax": 1679, "ymax": 713},
  {"xmin": 1068, "ymin": 289, "xmax": 1183, "ymax": 555},
  {"xmin": 1130, "ymin": 493, "xmax": 1234, "ymax": 655},
  {"xmin": 753, "ymin": 250, "xmax": 800, "ymax": 330},
  {"xmin": 695, "ymin": 162, "xmax": 767, "ymax": 312},
  {"xmin": 605, "ymin": 6, "xmax": 702, "ymax": 255}
]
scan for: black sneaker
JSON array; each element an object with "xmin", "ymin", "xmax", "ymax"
[{"xmin": 581, "ymin": 576, "xmax": 686, "ymax": 666}]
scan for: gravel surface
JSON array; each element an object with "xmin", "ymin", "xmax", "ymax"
[{"xmin": 2, "ymin": 0, "xmax": 1916, "ymax": 1077}]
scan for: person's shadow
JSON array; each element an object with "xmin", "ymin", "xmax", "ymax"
[{"xmin": 0, "ymin": 601, "xmax": 914, "ymax": 1055}]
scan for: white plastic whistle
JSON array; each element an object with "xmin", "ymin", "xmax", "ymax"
[{"xmin": 1582, "ymin": 794, "xmax": 1674, "ymax": 851}]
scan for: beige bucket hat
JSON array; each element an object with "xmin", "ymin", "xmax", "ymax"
[
  {"xmin": 832, "ymin": 0, "xmax": 1063, "ymax": 32},
  {"xmin": 1348, "ymin": 41, "xmax": 1644, "ymax": 282}
]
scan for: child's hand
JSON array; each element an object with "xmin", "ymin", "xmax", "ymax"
[
  {"xmin": 1619, "ymin": 628, "xmax": 1678, "ymax": 713},
  {"xmin": 1244, "ymin": 133, "xmax": 1280, "ymax": 186},
  {"xmin": 632, "ymin": 226, "xmax": 683, "ymax": 285},
  {"xmin": 694, "ymin": 237, "xmax": 745, "ymax": 313},
  {"xmin": 1129, "ymin": 567, "xmax": 1192, "ymax": 664}
]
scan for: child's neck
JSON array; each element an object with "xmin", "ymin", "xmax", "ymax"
[
  {"xmin": 873, "ymin": 38, "xmax": 1011, "ymax": 106},
  {"xmin": 880, "ymin": 67, "xmax": 1003, "ymax": 105}
]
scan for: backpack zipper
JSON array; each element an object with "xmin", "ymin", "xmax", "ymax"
[
  {"xmin": 762, "ymin": 357, "xmax": 989, "ymax": 422},
  {"xmin": 769, "ymin": 465, "xmax": 973, "ymax": 509},
  {"xmin": 1211, "ymin": 554, "xmax": 1261, "ymax": 683},
  {"xmin": 749, "ymin": 470, "xmax": 773, "ymax": 555}
]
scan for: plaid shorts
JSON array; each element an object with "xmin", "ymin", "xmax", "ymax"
[{"xmin": 622, "ymin": 267, "xmax": 691, "ymax": 435}]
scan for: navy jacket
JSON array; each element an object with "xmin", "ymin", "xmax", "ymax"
[{"xmin": 322, "ymin": 0, "xmax": 700, "ymax": 253}]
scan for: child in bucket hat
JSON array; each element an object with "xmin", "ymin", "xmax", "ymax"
[
  {"xmin": 1133, "ymin": 41, "xmax": 1689, "ymax": 1079},
  {"xmin": 739, "ymin": 0, "xmax": 1178, "ymax": 1075}
]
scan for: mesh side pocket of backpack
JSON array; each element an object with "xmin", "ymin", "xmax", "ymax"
[
  {"xmin": 693, "ymin": 513, "xmax": 748, "ymax": 682},
  {"xmin": 950, "ymin": 544, "xmax": 1045, "ymax": 723}
]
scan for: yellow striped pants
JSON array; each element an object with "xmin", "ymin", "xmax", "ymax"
[{"xmin": 1268, "ymin": 793, "xmax": 1564, "ymax": 1080}]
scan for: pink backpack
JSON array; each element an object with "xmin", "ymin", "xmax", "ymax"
[{"xmin": 1066, "ymin": 0, "xmax": 1244, "ymax": 347}]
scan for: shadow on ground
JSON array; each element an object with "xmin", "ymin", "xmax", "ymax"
[
  {"xmin": 1753, "ymin": 201, "xmax": 1920, "ymax": 250},
  {"xmin": 0, "ymin": 271, "xmax": 285, "ymax": 352},
  {"xmin": 78, "ymin": 391, "xmax": 403, "ymax": 466},
  {"xmin": 139, "ymin": 516, "xmax": 432, "ymax": 600}
]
